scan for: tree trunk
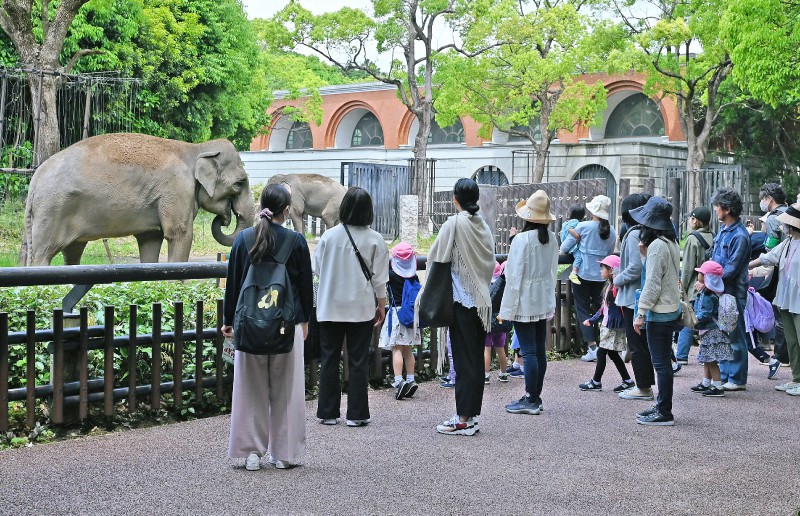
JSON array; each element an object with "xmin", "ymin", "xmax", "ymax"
[
  {"xmin": 28, "ymin": 73, "xmax": 61, "ymax": 165},
  {"xmin": 412, "ymin": 114, "xmax": 431, "ymax": 237}
]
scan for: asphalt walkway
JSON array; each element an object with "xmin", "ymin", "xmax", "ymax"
[{"xmin": 1, "ymin": 355, "xmax": 799, "ymax": 515}]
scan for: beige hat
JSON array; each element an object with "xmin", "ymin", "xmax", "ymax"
[
  {"xmin": 586, "ymin": 195, "xmax": 611, "ymax": 221},
  {"xmin": 776, "ymin": 204, "xmax": 800, "ymax": 230},
  {"xmin": 515, "ymin": 190, "xmax": 556, "ymax": 223}
]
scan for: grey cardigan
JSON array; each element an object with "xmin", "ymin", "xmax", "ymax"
[
  {"xmin": 638, "ymin": 237, "xmax": 681, "ymax": 315},
  {"xmin": 613, "ymin": 226, "xmax": 643, "ymax": 309}
]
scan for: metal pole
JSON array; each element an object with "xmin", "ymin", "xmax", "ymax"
[
  {"xmin": 82, "ymin": 78, "xmax": 92, "ymax": 140},
  {"xmin": 32, "ymin": 71, "xmax": 44, "ymax": 167}
]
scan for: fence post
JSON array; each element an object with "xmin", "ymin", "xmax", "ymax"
[
  {"xmin": 103, "ymin": 306, "xmax": 115, "ymax": 416},
  {"xmin": 399, "ymin": 195, "xmax": 419, "ymax": 249},
  {"xmin": 78, "ymin": 307, "xmax": 89, "ymax": 421},
  {"xmin": 174, "ymin": 302, "xmax": 184, "ymax": 408},
  {"xmin": 668, "ymin": 177, "xmax": 681, "ymax": 233},
  {"xmin": 52, "ymin": 309, "xmax": 82, "ymax": 424},
  {"xmin": 151, "ymin": 303, "xmax": 162, "ymax": 410},
  {"xmin": 25, "ymin": 311, "xmax": 36, "ymax": 428},
  {"xmin": 128, "ymin": 305, "xmax": 138, "ymax": 410},
  {"xmin": 0, "ymin": 313, "xmax": 8, "ymax": 433}
]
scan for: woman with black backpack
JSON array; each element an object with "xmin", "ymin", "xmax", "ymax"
[{"xmin": 222, "ymin": 183, "xmax": 313, "ymax": 471}]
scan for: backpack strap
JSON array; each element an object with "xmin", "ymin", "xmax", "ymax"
[
  {"xmin": 691, "ymin": 231, "xmax": 709, "ymax": 250},
  {"xmin": 272, "ymin": 231, "xmax": 295, "ymax": 264}
]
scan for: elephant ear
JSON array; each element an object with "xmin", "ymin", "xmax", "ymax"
[{"xmin": 195, "ymin": 151, "xmax": 220, "ymax": 197}]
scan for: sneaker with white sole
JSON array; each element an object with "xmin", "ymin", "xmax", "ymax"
[
  {"xmin": 346, "ymin": 418, "xmax": 371, "ymax": 427},
  {"xmin": 786, "ymin": 385, "xmax": 800, "ymax": 396},
  {"xmin": 268, "ymin": 457, "xmax": 299, "ymax": 469},
  {"xmin": 578, "ymin": 379, "xmax": 602, "ymax": 391},
  {"xmin": 618, "ymin": 387, "xmax": 654, "ymax": 400},
  {"xmin": 702, "ymin": 386, "xmax": 725, "ymax": 397},
  {"xmin": 635, "ymin": 405, "xmax": 658, "ymax": 419},
  {"xmin": 505, "ymin": 396, "xmax": 541, "ymax": 415},
  {"xmin": 768, "ymin": 361, "xmax": 781, "ymax": 380},
  {"xmin": 320, "ymin": 418, "xmax": 339, "ymax": 425},
  {"xmin": 580, "ymin": 347, "xmax": 598, "ymax": 362},
  {"xmin": 436, "ymin": 415, "xmax": 479, "ymax": 435},
  {"xmin": 245, "ymin": 452, "xmax": 261, "ymax": 471},
  {"xmin": 613, "ymin": 380, "xmax": 635, "ymax": 393},
  {"xmin": 775, "ymin": 381, "xmax": 800, "ymax": 391},
  {"xmin": 508, "ymin": 369, "xmax": 525, "ymax": 378},
  {"xmin": 498, "ymin": 373, "xmax": 510, "ymax": 382},
  {"xmin": 636, "ymin": 410, "xmax": 675, "ymax": 426},
  {"xmin": 405, "ymin": 381, "xmax": 418, "ymax": 398},
  {"xmin": 721, "ymin": 382, "xmax": 746, "ymax": 391}
]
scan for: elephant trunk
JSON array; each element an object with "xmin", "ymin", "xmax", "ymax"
[{"xmin": 212, "ymin": 191, "xmax": 255, "ymax": 247}]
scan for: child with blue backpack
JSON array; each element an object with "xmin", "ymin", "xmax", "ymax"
[{"xmin": 379, "ymin": 242, "xmax": 422, "ymax": 400}]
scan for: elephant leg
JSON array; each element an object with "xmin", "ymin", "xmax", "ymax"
[
  {"xmin": 165, "ymin": 232, "xmax": 193, "ymax": 262},
  {"xmin": 290, "ymin": 210, "xmax": 305, "ymax": 234},
  {"xmin": 61, "ymin": 242, "xmax": 88, "ymax": 265},
  {"xmin": 136, "ymin": 231, "xmax": 164, "ymax": 263},
  {"xmin": 321, "ymin": 205, "xmax": 340, "ymax": 229}
]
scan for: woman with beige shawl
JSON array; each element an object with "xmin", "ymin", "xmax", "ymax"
[{"xmin": 431, "ymin": 178, "xmax": 495, "ymax": 436}]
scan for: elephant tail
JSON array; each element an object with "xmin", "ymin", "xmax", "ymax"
[{"xmin": 20, "ymin": 190, "xmax": 33, "ymax": 266}]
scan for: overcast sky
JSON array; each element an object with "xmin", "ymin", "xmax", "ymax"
[{"xmin": 242, "ymin": 0, "xmax": 371, "ymax": 20}]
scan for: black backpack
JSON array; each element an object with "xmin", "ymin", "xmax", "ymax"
[
  {"xmin": 233, "ymin": 230, "xmax": 296, "ymax": 355},
  {"xmin": 691, "ymin": 231, "xmax": 715, "ymax": 261}
]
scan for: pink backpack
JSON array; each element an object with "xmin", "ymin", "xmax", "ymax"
[{"xmin": 745, "ymin": 287, "xmax": 775, "ymax": 334}]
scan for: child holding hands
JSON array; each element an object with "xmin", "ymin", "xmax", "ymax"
[{"xmin": 578, "ymin": 255, "xmax": 634, "ymax": 392}]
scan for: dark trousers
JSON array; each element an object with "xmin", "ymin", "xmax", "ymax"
[
  {"xmin": 572, "ymin": 279, "xmax": 605, "ymax": 343},
  {"xmin": 449, "ymin": 303, "xmax": 487, "ymax": 418},
  {"xmin": 622, "ymin": 307, "xmax": 655, "ymax": 389},
  {"xmin": 647, "ymin": 319, "xmax": 677, "ymax": 416},
  {"xmin": 316, "ymin": 320, "xmax": 374, "ymax": 421},
  {"xmin": 593, "ymin": 347, "xmax": 631, "ymax": 383},
  {"xmin": 514, "ymin": 319, "xmax": 548, "ymax": 402}
]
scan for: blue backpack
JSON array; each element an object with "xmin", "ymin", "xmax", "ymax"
[{"xmin": 390, "ymin": 277, "xmax": 426, "ymax": 329}]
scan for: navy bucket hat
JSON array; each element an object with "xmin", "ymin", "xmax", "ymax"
[{"xmin": 629, "ymin": 196, "xmax": 674, "ymax": 231}]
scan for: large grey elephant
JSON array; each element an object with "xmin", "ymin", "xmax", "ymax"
[
  {"xmin": 267, "ymin": 173, "xmax": 346, "ymax": 231},
  {"xmin": 23, "ymin": 133, "xmax": 254, "ymax": 265}
]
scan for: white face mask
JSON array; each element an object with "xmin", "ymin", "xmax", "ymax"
[{"xmin": 760, "ymin": 199, "xmax": 770, "ymax": 213}]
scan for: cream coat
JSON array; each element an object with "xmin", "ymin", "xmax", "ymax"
[
  {"xmin": 760, "ymin": 238, "xmax": 800, "ymax": 314},
  {"xmin": 498, "ymin": 229, "xmax": 559, "ymax": 322}
]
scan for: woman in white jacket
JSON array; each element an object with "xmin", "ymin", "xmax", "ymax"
[{"xmin": 499, "ymin": 190, "xmax": 559, "ymax": 415}]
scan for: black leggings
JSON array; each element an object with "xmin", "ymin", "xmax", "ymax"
[{"xmin": 593, "ymin": 347, "xmax": 631, "ymax": 383}]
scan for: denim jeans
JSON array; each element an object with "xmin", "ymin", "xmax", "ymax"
[
  {"xmin": 646, "ymin": 319, "xmax": 677, "ymax": 416},
  {"xmin": 513, "ymin": 319, "xmax": 548, "ymax": 402},
  {"xmin": 675, "ymin": 326, "xmax": 694, "ymax": 361},
  {"xmin": 719, "ymin": 298, "xmax": 749, "ymax": 385}
]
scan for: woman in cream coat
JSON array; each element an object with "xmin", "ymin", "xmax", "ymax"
[
  {"xmin": 499, "ymin": 190, "xmax": 559, "ymax": 415},
  {"xmin": 749, "ymin": 204, "xmax": 800, "ymax": 396}
]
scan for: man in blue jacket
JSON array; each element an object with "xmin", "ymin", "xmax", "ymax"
[{"xmin": 710, "ymin": 187, "xmax": 752, "ymax": 390}]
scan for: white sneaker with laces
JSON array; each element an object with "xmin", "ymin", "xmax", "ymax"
[
  {"xmin": 580, "ymin": 347, "xmax": 598, "ymax": 362},
  {"xmin": 775, "ymin": 382, "xmax": 800, "ymax": 392},
  {"xmin": 721, "ymin": 382, "xmax": 746, "ymax": 391},
  {"xmin": 245, "ymin": 452, "xmax": 261, "ymax": 471},
  {"xmin": 786, "ymin": 385, "xmax": 800, "ymax": 396}
]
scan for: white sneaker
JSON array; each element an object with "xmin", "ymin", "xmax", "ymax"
[
  {"xmin": 268, "ymin": 457, "xmax": 300, "ymax": 469},
  {"xmin": 346, "ymin": 418, "xmax": 371, "ymax": 427},
  {"xmin": 786, "ymin": 385, "xmax": 800, "ymax": 396},
  {"xmin": 721, "ymin": 382, "xmax": 746, "ymax": 391},
  {"xmin": 775, "ymin": 382, "xmax": 800, "ymax": 392},
  {"xmin": 245, "ymin": 452, "xmax": 261, "ymax": 471},
  {"xmin": 580, "ymin": 348, "xmax": 598, "ymax": 362},
  {"xmin": 618, "ymin": 387, "xmax": 654, "ymax": 400}
]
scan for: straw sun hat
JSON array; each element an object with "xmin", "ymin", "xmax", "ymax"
[{"xmin": 515, "ymin": 190, "xmax": 556, "ymax": 223}]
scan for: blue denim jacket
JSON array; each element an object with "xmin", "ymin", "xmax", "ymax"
[
  {"xmin": 559, "ymin": 220, "xmax": 616, "ymax": 282},
  {"xmin": 711, "ymin": 219, "xmax": 751, "ymax": 299}
]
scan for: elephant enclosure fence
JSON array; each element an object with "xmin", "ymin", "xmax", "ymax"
[{"xmin": 0, "ymin": 68, "xmax": 139, "ymax": 174}]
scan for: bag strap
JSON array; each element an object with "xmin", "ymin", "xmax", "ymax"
[
  {"xmin": 691, "ymin": 231, "xmax": 710, "ymax": 250},
  {"xmin": 343, "ymin": 224, "xmax": 374, "ymax": 282}
]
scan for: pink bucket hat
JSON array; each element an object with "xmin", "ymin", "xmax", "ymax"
[
  {"xmin": 391, "ymin": 242, "xmax": 417, "ymax": 278},
  {"xmin": 597, "ymin": 255, "xmax": 620, "ymax": 270},
  {"xmin": 695, "ymin": 260, "xmax": 724, "ymax": 293}
]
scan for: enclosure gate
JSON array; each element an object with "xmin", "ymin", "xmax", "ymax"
[
  {"xmin": 346, "ymin": 162, "xmax": 412, "ymax": 239},
  {"xmin": 663, "ymin": 165, "xmax": 751, "ymax": 232}
]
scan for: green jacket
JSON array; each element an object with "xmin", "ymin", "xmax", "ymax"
[{"xmin": 681, "ymin": 229, "xmax": 714, "ymax": 302}]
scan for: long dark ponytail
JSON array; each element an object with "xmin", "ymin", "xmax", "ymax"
[
  {"xmin": 249, "ymin": 183, "xmax": 291, "ymax": 264},
  {"xmin": 522, "ymin": 221, "xmax": 550, "ymax": 245},
  {"xmin": 598, "ymin": 218, "xmax": 611, "ymax": 240}
]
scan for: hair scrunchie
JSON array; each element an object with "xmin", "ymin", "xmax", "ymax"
[{"xmin": 259, "ymin": 208, "xmax": 274, "ymax": 220}]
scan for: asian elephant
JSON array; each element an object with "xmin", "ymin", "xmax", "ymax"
[
  {"xmin": 267, "ymin": 173, "xmax": 346, "ymax": 232},
  {"xmin": 22, "ymin": 133, "xmax": 254, "ymax": 265}
]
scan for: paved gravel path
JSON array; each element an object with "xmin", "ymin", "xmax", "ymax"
[{"xmin": 1, "ymin": 355, "xmax": 799, "ymax": 515}]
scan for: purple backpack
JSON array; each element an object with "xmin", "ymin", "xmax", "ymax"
[{"xmin": 745, "ymin": 287, "xmax": 775, "ymax": 334}]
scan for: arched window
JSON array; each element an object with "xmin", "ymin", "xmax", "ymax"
[
  {"xmin": 473, "ymin": 165, "xmax": 509, "ymax": 186},
  {"xmin": 286, "ymin": 122, "xmax": 312, "ymax": 150},
  {"xmin": 428, "ymin": 119, "xmax": 465, "ymax": 144},
  {"xmin": 351, "ymin": 112, "xmax": 384, "ymax": 147},
  {"xmin": 508, "ymin": 122, "xmax": 542, "ymax": 142},
  {"xmin": 605, "ymin": 93, "xmax": 665, "ymax": 138},
  {"xmin": 574, "ymin": 165, "xmax": 617, "ymax": 222}
]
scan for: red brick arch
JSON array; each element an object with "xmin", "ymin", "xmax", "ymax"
[{"xmin": 325, "ymin": 100, "xmax": 382, "ymax": 148}]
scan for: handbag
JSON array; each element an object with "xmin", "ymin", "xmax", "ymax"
[
  {"xmin": 418, "ymin": 261, "xmax": 454, "ymax": 327},
  {"xmin": 678, "ymin": 289, "xmax": 698, "ymax": 329}
]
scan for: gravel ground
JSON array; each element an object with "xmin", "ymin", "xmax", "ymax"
[{"xmin": 1, "ymin": 354, "xmax": 799, "ymax": 515}]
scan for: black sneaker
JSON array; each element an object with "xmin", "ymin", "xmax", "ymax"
[
  {"xmin": 578, "ymin": 379, "xmax": 602, "ymax": 391},
  {"xmin": 768, "ymin": 361, "xmax": 781, "ymax": 380},
  {"xmin": 405, "ymin": 381, "xmax": 418, "ymax": 398},
  {"xmin": 635, "ymin": 405, "xmax": 658, "ymax": 419},
  {"xmin": 691, "ymin": 382, "xmax": 710, "ymax": 393},
  {"xmin": 702, "ymin": 386, "xmax": 725, "ymax": 397},
  {"xmin": 395, "ymin": 381, "xmax": 411, "ymax": 400},
  {"xmin": 613, "ymin": 380, "xmax": 635, "ymax": 393},
  {"xmin": 636, "ymin": 410, "xmax": 675, "ymax": 426}
]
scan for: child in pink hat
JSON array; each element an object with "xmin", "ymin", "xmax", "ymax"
[
  {"xmin": 485, "ymin": 261, "xmax": 511, "ymax": 384},
  {"xmin": 578, "ymin": 254, "xmax": 634, "ymax": 393},
  {"xmin": 690, "ymin": 260, "xmax": 734, "ymax": 397},
  {"xmin": 379, "ymin": 242, "xmax": 421, "ymax": 400}
]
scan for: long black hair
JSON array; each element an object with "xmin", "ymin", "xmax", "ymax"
[
  {"xmin": 639, "ymin": 226, "xmax": 678, "ymax": 246},
  {"xmin": 598, "ymin": 219, "xmax": 611, "ymax": 240},
  {"xmin": 250, "ymin": 183, "xmax": 291, "ymax": 264},
  {"xmin": 619, "ymin": 193, "xmax": 651, "ymax": 241},
  {"xmin": 454, "ymin": 178, "xmax": 480, "ymax": 215},
  {"xmin": 522, "ymin": 221, "xmax": 550, "ymax": 245}
]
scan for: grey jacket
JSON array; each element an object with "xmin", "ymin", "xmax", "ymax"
[
  {"xmin": 638, "ymin": 237, "xmax": 681, "ymax": 315},
  {"xmin": 613, "ymin": 226, "xmax": 643, "ymax": 309},
  {"xmin": 681, "ymin": 229, "xmax": 714, "ymax": 301}
]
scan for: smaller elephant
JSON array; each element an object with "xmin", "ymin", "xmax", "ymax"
[{"xmin": 267, "ymin": 173, "xmax": 346, "ymax": 232}]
